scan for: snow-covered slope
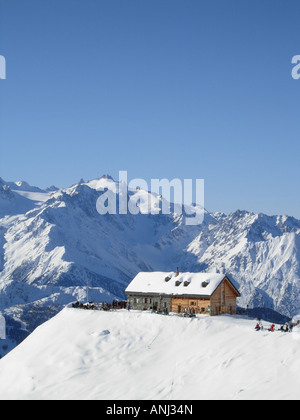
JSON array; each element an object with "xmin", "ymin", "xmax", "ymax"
[
  {"xmin": 0, "ymin": 308, "xmax": 299, "ymax": 400},
  {"xmin": 0, "ymin": 175, "xmax": 299, "ymax": 357}
]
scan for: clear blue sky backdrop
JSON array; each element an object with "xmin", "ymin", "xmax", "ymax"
[{"xmin": 1, "ymin": 0, "xmax": 300, "ymax": 217}]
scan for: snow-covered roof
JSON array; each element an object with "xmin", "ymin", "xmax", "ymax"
[{"xmin": 125, "ymin": 272, "xmax": 230, "ymax": 297}]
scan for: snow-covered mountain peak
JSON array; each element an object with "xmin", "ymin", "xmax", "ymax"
[{"xmin": 0, "ymin": 177, "xmax": 52, "ymax": 217}]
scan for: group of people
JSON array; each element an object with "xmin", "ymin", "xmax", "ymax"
[
  {"xmin": 111, "ymin": 300, "xmax": 127, "ymax": 310},
  {"xmin": 71, "ymin": 300, "xmax": 128, "ymax": 311},
  {"xmin": 72, "ymin": 301, "xmax": 95, "ymax": 310},
  {"xmin": 279, "ymin": 322, "xmax": 295, "ymax": 332},
  {"xmin": 255, "ymin": 320, "xmax": 295, "ymax": 332},
  {"xmin": 254, "ymin": 321, "xmax": 274, "ymax": 331}
]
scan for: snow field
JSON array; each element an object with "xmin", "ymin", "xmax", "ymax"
[{"xmin": 0, "ymin": 308, "xmax": 299, "ymax": 400}]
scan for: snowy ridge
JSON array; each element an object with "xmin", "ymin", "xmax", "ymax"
[{"xmin": 0, "ymin": 308, "xmax": 299, "ymax": 400}]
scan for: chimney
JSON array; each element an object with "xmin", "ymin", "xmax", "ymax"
[{"xmin": 175, "ymin": 267, "xmax": 179, "ymax": 277}]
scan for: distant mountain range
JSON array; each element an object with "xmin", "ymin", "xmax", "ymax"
[{"xmin": 0, "ymin": 175, "xmax": 299, "ymax": 357}]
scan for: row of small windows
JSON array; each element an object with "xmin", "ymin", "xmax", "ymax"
[
  {"xmin": 131, "ymin": 297, "xmax": 168, "ymax": 308},
  {"xmin": 133, "ymin": 297, "xmax": 152, "ymax": 304},
  {"xmin": 131, "ymin": 297, "xmax": 209, "ymax": 305}
]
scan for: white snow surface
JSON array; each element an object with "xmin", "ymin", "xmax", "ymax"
[
  {"xmin": 125, "ymin": 271, "xmax": 226, "ymax": 296},
  {"xmin": 0, "ymin": 308, "xmax": 299, "ymax": 400}
]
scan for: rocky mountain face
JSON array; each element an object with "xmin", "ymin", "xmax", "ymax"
[{"xmin": 0, "ymin": 176, "xmax": 299, "ymax": 356}]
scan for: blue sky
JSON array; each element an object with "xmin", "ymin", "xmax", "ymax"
[{"xmin": 1, "ymin": 0, "xmax": 300, "ymax": 217}]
